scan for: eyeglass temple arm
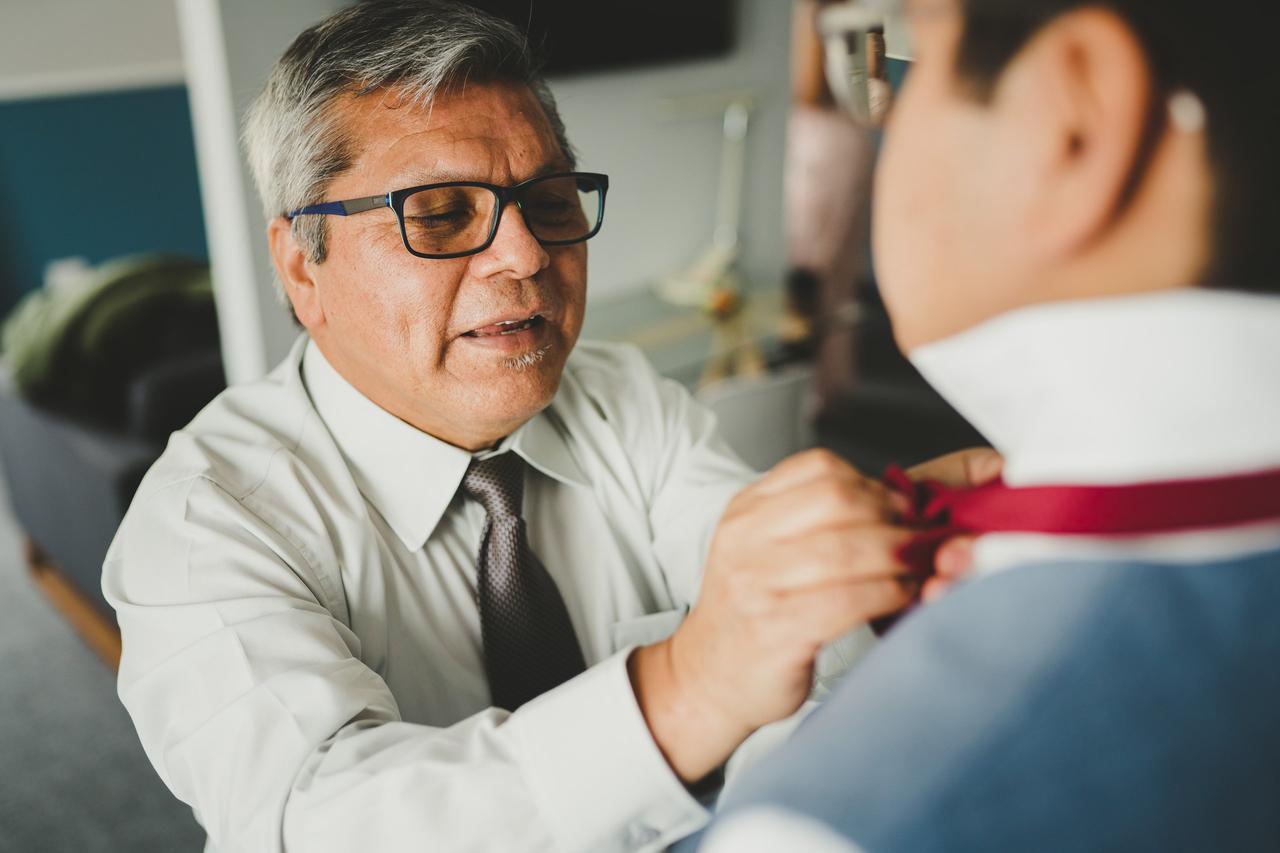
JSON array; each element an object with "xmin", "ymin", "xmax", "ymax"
[{"xmin": 288, "ymin": 193, "xmax": 390, "ymax": 219}]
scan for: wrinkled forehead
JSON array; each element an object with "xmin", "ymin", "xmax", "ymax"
[{"xmin": 328, "ymin": 81, "xmax": 567, "ymax": 187}]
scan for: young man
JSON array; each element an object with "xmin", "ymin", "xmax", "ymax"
[{"xmin": 695, "ymin": 0, "xmax": 1280, "ymax": 849}]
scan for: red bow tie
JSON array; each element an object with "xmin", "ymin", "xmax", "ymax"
[{"xmin": 873, "ymin": 463, "xmax": 1280, "ymax": 633}]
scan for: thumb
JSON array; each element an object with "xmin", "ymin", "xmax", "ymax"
[{"xmin": 907, "ymin": 447, "xmax": 1004, "ymax": 489}]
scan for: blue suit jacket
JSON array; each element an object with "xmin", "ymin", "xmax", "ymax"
[{"xmin": 693, "ymin": 548, "xmax": 1280, "ymax": 851}]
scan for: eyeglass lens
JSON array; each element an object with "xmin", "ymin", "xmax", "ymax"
[{"xmin": 401, "ymin": 175, "xmax": 603, "ymax": 256}]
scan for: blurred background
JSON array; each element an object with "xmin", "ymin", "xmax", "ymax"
[{"xmin": 0, "ymin": 1, "xmax": 981, "ymax": 849}]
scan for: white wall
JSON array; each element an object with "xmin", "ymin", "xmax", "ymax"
[
  {"xmin": 0, "ymin": 0, "xmax": 183, "ymax": 102},
  {"xmin": 548, "ymin": 0, "xmax": 791, "ymax": 301},
  {"xmin": 177, "ymin": 0, "xmax": 341, "ymax": 383},
  {"xmin": 886, "ymin": 12, "xmax": 917, "ymax": 61}
]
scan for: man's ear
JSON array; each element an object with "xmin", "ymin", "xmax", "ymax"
[
  {"xmin": 1001, "ymin": 8, "xmax": 1154, "ymax": 260},
  {"xmin": 267, "ymin": 216, "xmax": 324, "ymax": 330}
]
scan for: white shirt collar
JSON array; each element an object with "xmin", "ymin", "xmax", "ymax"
[
  {"xmin": 301, "ymin": 337, "xmax": 588, "ymax": 551},
  {"xmin": 909, "ymin": 289, "xmax": 1280, "ymax": 487}
]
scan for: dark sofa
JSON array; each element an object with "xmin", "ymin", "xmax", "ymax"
[{"xmin": 0, "ymin": 349, "xmax": 225, "ymax": 618}]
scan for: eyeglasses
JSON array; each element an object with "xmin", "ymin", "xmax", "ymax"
[
  {"xmin": 287, "ymin": 171, "xmax": 610, "ymax": 260},
  {"xmin": 818, "ymin": 0, "xmax": 902, "ymax": 128}
]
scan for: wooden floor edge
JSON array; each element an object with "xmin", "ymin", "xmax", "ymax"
[{"xmin": 25, "ymin": 538, "xmax": 122, "ymax": 672}]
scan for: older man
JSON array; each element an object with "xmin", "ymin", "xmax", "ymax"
[{"xmin": 103, "ymin": 3, "xmax": 985, "ymax": 852}]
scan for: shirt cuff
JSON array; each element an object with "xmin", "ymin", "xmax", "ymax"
[{"xmin": 506, "ymin": 646, "xmax": 709, "ymax": 852}]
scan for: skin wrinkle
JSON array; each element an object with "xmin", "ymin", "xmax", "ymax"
[{"xmin": 392, "ymin": 158, "xmax": 575, "ymax": 190}]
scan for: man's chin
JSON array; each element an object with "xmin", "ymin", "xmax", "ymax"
[{"xmin": 464, "ymin": 345, "xmax": 565, "ymax": 410}]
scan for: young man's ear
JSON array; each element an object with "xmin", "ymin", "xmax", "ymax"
[
  {"xmin": 267, "ymin": 217, "xmax": 324, "ymax": 329},
  {"xmin": 1003, "ymin": 7, "xmax": 1153, "ymax": 259}
]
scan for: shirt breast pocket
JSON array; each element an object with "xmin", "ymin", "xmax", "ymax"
[{"xmin": 610, "ymin": 607, "xmax": 688, "ymax": 653}]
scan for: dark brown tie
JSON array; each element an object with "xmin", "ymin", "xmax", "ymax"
[{"xmin": 462, "ymin": 453, "xmax": 587, "ymax": 711}]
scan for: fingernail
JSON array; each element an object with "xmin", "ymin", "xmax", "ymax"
[
  {"xmin": 888, "ymin": 491, "xmax": 912, "ymax": 517},
  {"xmin": 938, "ymin": 539, "xmax": 973, "ymax": 576},
  {"xmin": 972, "ymin": 450, "xmax": 1004, "ymax": 484}
]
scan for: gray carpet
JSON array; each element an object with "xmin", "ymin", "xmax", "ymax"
[{"xmin": 0, "ymin": 471, "xmax": 205, "ymax": 852}]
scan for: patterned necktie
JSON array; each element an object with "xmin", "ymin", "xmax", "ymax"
[{"xmin": 462, "ymin": 453, "xmax": 587, "ymax": 711}]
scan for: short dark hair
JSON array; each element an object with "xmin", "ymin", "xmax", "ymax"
[{"xmin": 954, "ymin": 0, "xmax": 1278, "ymax": 295}]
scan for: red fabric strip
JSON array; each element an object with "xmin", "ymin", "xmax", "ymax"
[
  {"xmin": 891, "ymin": 464, "xmax": 1280, "ymax": 538},
  {"xmin": 871, "ymin": 464, "xmax": 1280, "ymax": 635}
]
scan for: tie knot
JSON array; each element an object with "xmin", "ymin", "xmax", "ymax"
[{"xmin": 462, "ymin": 453, "xmax": 525, "ymax": 519}]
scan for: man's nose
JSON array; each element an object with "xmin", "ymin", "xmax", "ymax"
[{"xmin": 473, "ymin": 201, "xmax": 551, "ymax": 280}]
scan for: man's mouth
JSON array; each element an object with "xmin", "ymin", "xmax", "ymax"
[{"xmin": 462, "ymin": 314, "xmax": 547, "ymax": 338}]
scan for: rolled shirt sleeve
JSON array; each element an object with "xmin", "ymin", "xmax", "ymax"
[{"xmin": 104, "ymin": 474, "xmax": 706, "ymax": 853}]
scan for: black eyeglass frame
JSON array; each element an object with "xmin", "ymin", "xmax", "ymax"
[{"xmin": 287, "ymin": 171, "xmax": 610, "ymax": 260}]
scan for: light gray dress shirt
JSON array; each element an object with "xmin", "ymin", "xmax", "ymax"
[{"xmin": 102, "ymin": 334, "xmax": 762, "ymax": 853}]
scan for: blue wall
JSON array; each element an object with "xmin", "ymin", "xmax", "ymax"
[
  {"xmin": 887, "ymin": 57, "xmax": 911, "ymax": 92},
  {"xmin": 0, "ymin": 85, "xmax": 207, "ymax": 316}
]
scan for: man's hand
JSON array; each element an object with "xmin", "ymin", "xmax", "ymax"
[
  {"xmin": 906, "ymin": 449, "xmax": 1004, "ymax": 603},
  {"xmin": 629, "ymin": 447, "xmax": 1002, "ymax": 785},
  {"xmin": 632, "ymin": 448, "xmax": 907, "ymax": 784}
]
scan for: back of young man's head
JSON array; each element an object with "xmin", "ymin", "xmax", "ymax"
[{"xmin": 874, "ymin": 0, "xmax": 1278, "ymax": 350}]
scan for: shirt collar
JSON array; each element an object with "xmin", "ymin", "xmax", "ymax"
[
  {"xmin": 301, "ymin": 338, "xmax": 589, "ymax": 551},
  {"xmin": 909, "ymin": 289, "xmax": 1280, "ymax": 487}
]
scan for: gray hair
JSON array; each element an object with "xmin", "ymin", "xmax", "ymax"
[{"xmin": 242, "ymin": 0, "xmax": 575, "ymax": 299}]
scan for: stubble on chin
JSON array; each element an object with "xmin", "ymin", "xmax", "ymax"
[{"xmin": 502, "ymin": 343, "xmax": 553, "ymax": 371}]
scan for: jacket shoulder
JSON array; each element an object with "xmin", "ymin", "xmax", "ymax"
[{"xmin": 723, "ymin": 554, "xmax": 1280, "ymax": 852}]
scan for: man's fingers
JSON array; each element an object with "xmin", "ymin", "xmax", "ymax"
[
  {"xmin": 921, "ymin": 576, "xmax": 951, "ymax": 604},
  {"xmin": 724, "ymin": 449, "xmax": 894, "ymax": 536},
  {"xmin": 924, "ymin": 537, "xmax": 982, "ymax": 602},
  {"xmin": 760, "ymin": 524, "xmax": 914, "ymax": 591},
  {"xmin": 907, "ymin": 447, "xmax": 1004, "ymax": 489},
  {"xmin": 747, "ymin": 448, "xmax": 876, "ymax": 499},
  {"xmin": 779, "ymin": 578, "xmax": 914, "ymax": 644},
  {"xmin": 730, "ymin": 476, "xmax": 897, "ymax": 540},
  {"xmin": 935, "ymin": 535, "xmax": 977, "ymax": 578}
]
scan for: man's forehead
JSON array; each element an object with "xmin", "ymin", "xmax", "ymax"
[
  {"xmin": 334, "ymin": 82, "xmax": 564, "ymax": 185},
  {"xmin": 390, "ymin": 158, "xmax": 574, "ymax": 188},
  {"xmin": 339, "ymin": 83, "xmax": 550, "ymax": 147}
]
